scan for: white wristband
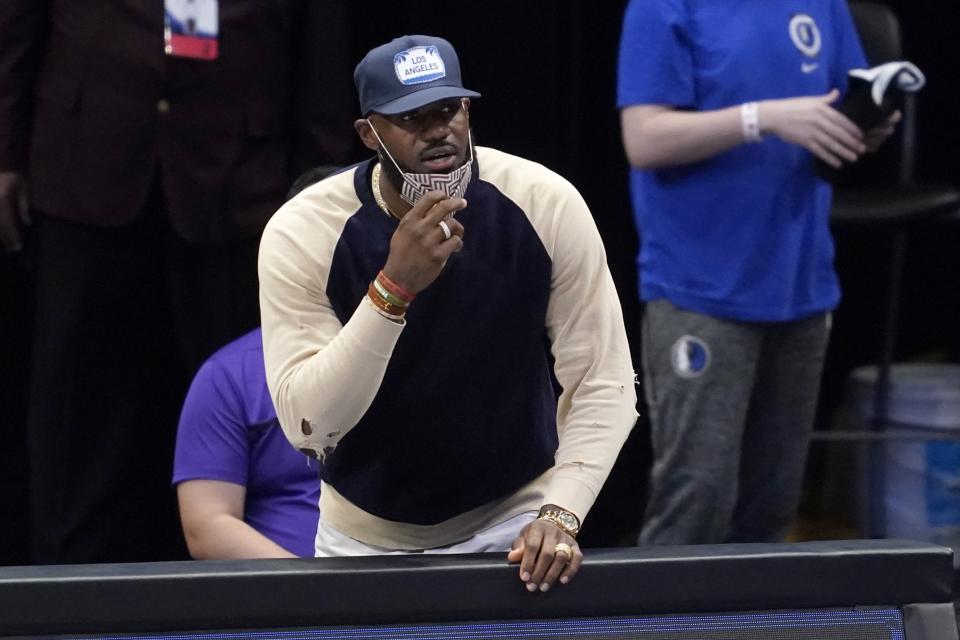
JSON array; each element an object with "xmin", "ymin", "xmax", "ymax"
[{"xmin": 740, "ymin": 101, "xmax": 762, "ymax": 143}]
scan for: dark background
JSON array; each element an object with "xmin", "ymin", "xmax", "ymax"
[{"xmin": 1, "ymin": 0, "xmax": 957, "ymax": 562}]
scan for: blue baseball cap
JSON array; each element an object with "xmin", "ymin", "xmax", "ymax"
[{"xmin": 354, "ymin": 35, "xmax": 481, "ymax": 115}]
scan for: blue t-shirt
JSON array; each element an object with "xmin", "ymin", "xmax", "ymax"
[
  {"xmin": 172, "ymin": 328, "xmax": 320, "ymax": 557},
  {"xmin": 617, "ymin": 0, "xmax": 867, "ymax": 321}
]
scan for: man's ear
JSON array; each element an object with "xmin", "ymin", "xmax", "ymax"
[
  {"xmin": 461, "ymin": 98, "xmax": 471, "ymax": 114},
  {"xmin": 354, "ymin": 118, "xmax": 380, "ymax": 152}
]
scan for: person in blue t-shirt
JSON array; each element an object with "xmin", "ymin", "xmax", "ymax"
[
  {"xmin": 617, "ymin": 0, "xmax": 899, "ymax": 544},
  {"xmin": 172, "ymin": 328, "xmax": 320, "ymax": 558}
]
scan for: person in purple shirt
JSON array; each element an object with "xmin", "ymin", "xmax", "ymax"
[
  {"xmin": 173, "ymin": 328, "xmax": 320, "ymax": 558},
  {"xmin": 172, "ymin": 167, "xmax": 338, "ymax": 559}
]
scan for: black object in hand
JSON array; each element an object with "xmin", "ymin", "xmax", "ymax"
[{"xmin": 814, "ymin": 62, "xmax": 925, "ymax": 182}]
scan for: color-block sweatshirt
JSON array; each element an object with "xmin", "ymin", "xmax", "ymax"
[{"xmin": 258, "ymin": 146, "xmax": 637, "ymax": 549}]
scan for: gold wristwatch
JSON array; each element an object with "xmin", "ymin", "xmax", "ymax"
[{"xmin": 537, "ymin": 504, "xmax": 581, "ymax": 538}]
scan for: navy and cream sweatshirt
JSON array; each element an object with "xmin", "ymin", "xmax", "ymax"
[{"xmin": 259, "ymin": 146, "xmax": 637, "ymax": 549}]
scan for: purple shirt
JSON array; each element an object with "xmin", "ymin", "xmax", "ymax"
[{"xmin": 173, "ymin": 328, "xmax": 319, "ymax": 557}]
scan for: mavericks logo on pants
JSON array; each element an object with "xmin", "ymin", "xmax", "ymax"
[{"xmin": 671, "ymin": 335, "xmax": 711, "ymax": 379}]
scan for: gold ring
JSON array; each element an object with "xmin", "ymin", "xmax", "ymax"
[{"xmin": 554, "ymin": 542, "xmax": 573, "ymax": 560}]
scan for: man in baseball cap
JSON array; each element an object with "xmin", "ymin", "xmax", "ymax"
[
  {"xmin": 258, "ymin": 35, "xmax": 637, "ymax": 594},
  {"xmin": 354, "ymin": 35, "xmax": 481, "ymax": 210},
  {"xmin": 354, "ymin": 35, "xmax": 481, "ymax": 116}
]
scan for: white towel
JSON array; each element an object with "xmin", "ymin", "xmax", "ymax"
[{"xmin": 849, "ymin": 61, "xmax": 926, "ymax": 107}]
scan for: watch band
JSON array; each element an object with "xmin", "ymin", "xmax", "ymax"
[{"xmin": 537, "ymin": 504, "xmax": 581, "ymax": 538}]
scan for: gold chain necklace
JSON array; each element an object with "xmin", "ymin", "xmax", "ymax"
[{"xmin": 371, "ymin": 163, "xmax": 400, "ymax": 220}]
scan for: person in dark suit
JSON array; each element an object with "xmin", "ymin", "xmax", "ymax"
[{"xmin": 0, "ymin": 0, "xmax": 356, "ymax": 563}]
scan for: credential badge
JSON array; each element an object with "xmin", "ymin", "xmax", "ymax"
[
  {"xmin": 789, "ymin": 14, "xmax": 822, "ymax": 58},
  {"xmin": 394, "ymin": 46, "xmax": 446, "ymax": 85}
]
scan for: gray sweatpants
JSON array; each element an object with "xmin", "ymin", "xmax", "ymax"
[{"xmin": 639, "ymin": 299, "xmax": 830, "ymax": 544}]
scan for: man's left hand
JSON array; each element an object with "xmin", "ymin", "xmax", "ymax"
[
  {"xmin": 864, "ymin": 110, "xmax": 902, "ymax": 153},
  {"xmin": 506, "ymin": 519, "xmax": 582, "ymax": 593}
]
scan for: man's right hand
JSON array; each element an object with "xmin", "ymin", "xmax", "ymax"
[
  {"xmin": 0, "ymin": 171, "xmax": 30, "ymax": 253},
  {"xmin": 759, "ymin": 89, "xmax": 867, "ymax": 169},
  {"xmin": 381, "ymin": 190, "xmax": 466, "ymax": 295}
]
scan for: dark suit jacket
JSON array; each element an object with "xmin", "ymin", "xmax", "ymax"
[{"xmin": 0, "ymin": 0, "xmax": 356, "ymax": 242}]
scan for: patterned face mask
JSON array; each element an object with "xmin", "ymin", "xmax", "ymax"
[{"xmin": 366, "ymin": 120, "xmax": 473, "ymax": 206}]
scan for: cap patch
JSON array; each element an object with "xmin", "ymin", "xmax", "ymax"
[{"xmin": 394, "ymin": 46, "xmax": 446, "ymax": 85}]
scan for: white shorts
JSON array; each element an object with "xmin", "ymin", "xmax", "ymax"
[{"xmin": 314, "ymin": 510, "xmax": 537, "ymax": 557}]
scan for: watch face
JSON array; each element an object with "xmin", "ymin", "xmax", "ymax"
[{"xmin": 558, "ymin": 512, "xmax": 578, "ymax": 532}]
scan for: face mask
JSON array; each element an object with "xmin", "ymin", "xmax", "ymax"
[{"xmin": 366, "ymin": 119, "xmax": 474, "ymax": 206}]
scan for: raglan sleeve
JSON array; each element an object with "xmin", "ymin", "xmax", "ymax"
[
  {"xmin": 258, "ymin": 199, "xmax": 404, "ymax": 460},
  {"xmin": 539, "ymin": 177, "xmax": 639, "ymax": 522}
]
